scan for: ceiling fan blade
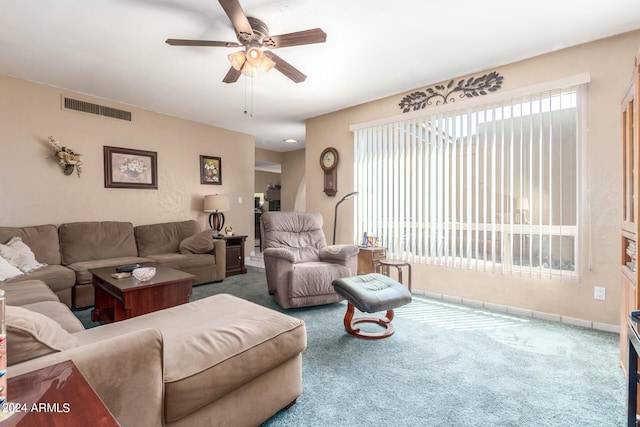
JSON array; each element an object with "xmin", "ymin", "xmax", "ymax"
[
  {"xmin": 166, "ymin": 39, "xmax": 241, "ymax": 48},
  {"xmin": 263, "ymin": 51, "xmax": 306, "ymax": 83},
  {"xmin": 218, "ymin": 0, "xmax": 253, "ymax": 39},
  {"xmin": 262, "ymin": 28, "xmax": 327, "ymax": 49},
  {"xmin": 223, "ymin": 66, "xmax": 242, "ymax": 84}
]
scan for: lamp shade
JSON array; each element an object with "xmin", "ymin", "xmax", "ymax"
[
  {"xmin": 515, "ymin": 197, "xmax": 529, "ymax": 211},
  {"xmin": 245, "ymin": 47, "xmax": 263, "ymax": 67},
  {"xmin": 228, "ymin": 51, "xmax": 246, "ymax": 71},
  {"xmin": 204, "ymin": 194, "xmax": 230, "ymax": 212},
  {"xmin": 261, "ymin": 54, "xmax": 276, "ymax": 73}
]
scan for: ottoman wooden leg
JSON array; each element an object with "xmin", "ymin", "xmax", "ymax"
[{"xmin": 343, "ymin": 302, "xmax": 395, "ymax": 340}]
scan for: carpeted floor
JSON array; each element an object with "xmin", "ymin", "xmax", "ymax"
[{"xmin": 74, "ymin": 269, "xmax": 626, "ymax": 426}]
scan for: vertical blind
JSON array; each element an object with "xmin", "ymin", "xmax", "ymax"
[{"xmin": 353, "ymin": 86, "xmax": 582, "ymax": 278}]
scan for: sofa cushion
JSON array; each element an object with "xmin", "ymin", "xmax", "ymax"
[
  {"xmin": 0, "ymin": 224, "xmax": 61, "ymax": 265},
  {"xmin": 0, "ymin": 256, "xmax": 23, "ymax": 281},
  {"xmin": 19, "ymin": 301, "xmax": 84, "ymax": 333},
  {"xmin": 5, "ymin": 265, "xmax": 76, "ymax": 294},
  {"xmin": 66, "ymin": 256, "xmax": 154, "ymax": 285},
  {"xmin": 179, "ymin": 230, "xmax": 214, "ymax": 254},
  {"xmin": 261, "ymin": 212, "xmax": 326, "ymax": 262},
  {"xmin": 59, "ymin": 221, "xmax": 138, "ymax": 265},
  {"xmin": 144, "ymin": 253, "xmax": 214, "ymax": 271},
  {"xmin": 1, "ymin": 280, "xmax": 59, "ymax": 306},
  {"xmin": 135, "ymin": 220, "xmax": 200, "ymax": 257},
  {"xmin": 73, "ymin": 294, "xmax": 307, "ymax": 423},
  {"xmin": 0, "ymin": 237, "xmax": 47, "ymax": 273},
  {"xmin": 290, "ymin": 262, "xmax": 351, "ymax": 299},
  {"xmin": 6, "ymin": 305, "xmax": 78, "ymax": 365}
]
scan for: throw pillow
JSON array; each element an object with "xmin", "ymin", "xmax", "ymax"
[
  {"xmin": 0, "ymin": 237, "xmax": 47, "ymax": 273},
  {"xmin": 179, "ymin": 230, "xmax": 215, "ymax": 255},
  {"xmin": 6, "ymin": 306, "xmax": 78, "ymax": 365},
  {"xmin": 0, "ymin": 256, "xmax": 23, "ymax": 281}
]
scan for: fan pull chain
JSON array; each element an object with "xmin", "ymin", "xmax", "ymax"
[{"xmin": 243, "ymin": 73, "xmax": 254, "ymax": 118}]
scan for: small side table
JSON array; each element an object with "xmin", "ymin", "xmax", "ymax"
[
  {"xmin": 215, "ymin": 235, "xmax": 248, "ymax": 277},
  {"xmin": 376, "ymin": 259, "xmax": 412, "ymax": 292},
  {"xmin": 357, "ymin": 247, "xmax": 387, "ymax": 275},
  {"xmin": 6, "ymin": 360, "xmax": 119, "ymax": 426}
]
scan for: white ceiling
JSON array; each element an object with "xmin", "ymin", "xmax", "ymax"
[{"xmin": 2, "ymin": 1, "xmax": 640, "ymax": 152}]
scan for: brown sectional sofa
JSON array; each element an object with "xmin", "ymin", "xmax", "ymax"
[
  {"xmin": 0, "ymin": 220, "xmax": 226, "ymax": 308},
  {"xmin": 5, "ymin": 280, "xmax": 307, "ymax": 426}
]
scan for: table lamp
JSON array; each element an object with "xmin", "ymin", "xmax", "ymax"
[{"xmin": 204, "ymin": 194, "xmax": 230, "ymax": 236}]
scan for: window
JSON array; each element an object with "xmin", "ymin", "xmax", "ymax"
[{"xmin": 353, "ymin": 83, "xmax": 584, "ymax": 278}]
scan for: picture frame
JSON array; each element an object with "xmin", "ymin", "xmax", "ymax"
[
  {"xmin": 364, "ymin": 235, "xmax": 380, "ymax": 248},
  {"xmin": 103, "ymin": 146, "xmax": 158, "ymax": 189},
  {"xmin": 200, "ymin": 155, "xmax": 222, "ymax": 185}
]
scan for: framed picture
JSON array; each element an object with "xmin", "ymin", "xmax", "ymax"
[
  {"xmin": 104, "ymin": 146, "xmax": 158, "ymax": 189},
  {"xmin": 364, "ymin": 235, "xmax": 380, "ymax": 247},
  {"xmin": 200, "ymin": 155, "xmax": 222, "ymax": 185}
]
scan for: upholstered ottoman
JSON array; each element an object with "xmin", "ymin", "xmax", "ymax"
[{"xmin": 332, "ymin": 273, "xmax": 412, "ymax": 339}]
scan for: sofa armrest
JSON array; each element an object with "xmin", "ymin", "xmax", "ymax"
[
  {"xmin": 263, "ymin": 248, "xmax": 296, "ymax": 264},
  {"xmin": 319, "ymin": 245, "xmax": 360, "ymax": 262},
  {"xmin": 8, "ymin": 328, "xmax": 164, "ymax": 427},
  {"xmin": 319, "ymin": 245, "xmax": 359, "ymax": 276},
  {"xmin": 263, "ymin": 248, "xmax": 295, "ymax": 295},
  {"xmin": 212, "ymin": 238, "xmax": 226, "ymax": 280}
]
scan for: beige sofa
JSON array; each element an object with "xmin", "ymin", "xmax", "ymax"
[
  {"xmin": 5, "ymin": 280, "xmax": 306, "ymax": 427},
  {"xmin": 0, "ymin": 220, "xmax": 226, "ymax": 308}
]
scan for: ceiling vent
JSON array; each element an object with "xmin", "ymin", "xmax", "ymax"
[{"xmin": 63, "ymin": 97, "xmax": 131, "ymax": 121}]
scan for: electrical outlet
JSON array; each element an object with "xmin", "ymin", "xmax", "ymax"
[{"xmin": 594, "ymin": 286, "xmax": 606, "ymax": 301}]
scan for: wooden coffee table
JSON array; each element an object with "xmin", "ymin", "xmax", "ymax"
[{"xmin": 90, "ymin": 265, "xmax": 195, "ymax": 324}]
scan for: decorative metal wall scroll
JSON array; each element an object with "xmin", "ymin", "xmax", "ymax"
[{"xmin": 399, "ymin": 71, "xmax": 503, "ymax": 113}]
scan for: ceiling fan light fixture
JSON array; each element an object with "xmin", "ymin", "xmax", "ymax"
[
  {"xmin": 246, "ymin": 47, "xmax": 263, "ymax": 67},
  {"xmin": 241, "ymin": 63, "xmax": 257, "ymax": 77},
  {"xmin": 228, "ymin": 51, "xmax": 246, "ymax": 71},
  {"xmin": 261, "ymin": 54, "xmax": 276, "ymax": 73}
]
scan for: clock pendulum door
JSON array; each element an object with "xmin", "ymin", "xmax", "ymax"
[{"xmin": 324, "ymin": 168, "xmax": 337, "ymax": 196}]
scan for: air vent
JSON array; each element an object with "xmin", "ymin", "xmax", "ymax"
[{"xmin": 63, "ymin": 97, "xmax": 131, "ymax": 121}]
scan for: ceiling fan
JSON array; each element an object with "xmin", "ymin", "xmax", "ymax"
[{"xmin": 166, "ymin": 0, "xmax": 327, "ymax": 84}]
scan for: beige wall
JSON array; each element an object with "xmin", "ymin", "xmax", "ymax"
[
  {"xmin": 255, "ymin": 170, "xmax": 280, "ymax": 195},
  {"xmin": 306, "ymin": 30, "xmax": 640, "ymax": 325},
  {"xmin": 281, "ymin": 149, "xmax": 306, "ymax": 212},
  {"xmin": 255, "ymin": 147, "xmax": 283, "ymax": 165},
  {"xmin": 0, "ymin": 74, "xmax": 256, "ymax": 253}
]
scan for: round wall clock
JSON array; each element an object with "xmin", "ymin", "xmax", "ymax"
[
  {"xmin": 320, "ymin": 147, "xmax": 339, "ymax": 196},
  {"xmin": 320, "ymin": 147, "xmax": 339, "ymax": 171}
]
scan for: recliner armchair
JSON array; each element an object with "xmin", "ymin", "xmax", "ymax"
[{"xmin": 260, "ymin": 211, "xmax": 359, "ymax": 309}]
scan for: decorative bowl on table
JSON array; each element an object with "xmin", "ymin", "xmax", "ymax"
[{"xmin": 132, "ymin": 267, "xmax": 156, "ymax": 281}]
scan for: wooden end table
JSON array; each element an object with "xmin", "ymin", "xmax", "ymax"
[
  {"xmin": 357, "ymin": 246, "xmax": 387, "ymax": 275},
  {"xmin": 214, "ymin": 235, "xmax": 248, "ymax": 277},
  {"xmin": 90, "ymin": 265, "xmax": 195, "ymax": 324},
  {"xmin": 4, "ymin": 360, "xmax": 119, "ymax": 426}
]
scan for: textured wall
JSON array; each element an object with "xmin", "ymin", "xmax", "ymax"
[
  {"xmin": 282, "ymin": 149, "xmax": 306, "ymax": 212},
  {"xmin": 0, "ymin": 75, "xmax": 255, "ymax": 251}
]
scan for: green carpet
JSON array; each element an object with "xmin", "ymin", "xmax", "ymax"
[{"xmin": 74, "ymin": 269, "xmax": 625, "ymax": 426}]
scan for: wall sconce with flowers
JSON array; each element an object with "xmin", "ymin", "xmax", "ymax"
[{"xmin": 47, "ymin": 136, "xmax": 82, "ymax": 177}]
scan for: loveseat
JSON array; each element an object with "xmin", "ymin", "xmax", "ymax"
[
  {"xmin": 0, "ymin": 220, "xmax": 226, "ymax": 308},
  {"xmin": 5, "ymin": 280, "xmax": 307, "ymax": 426}
]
